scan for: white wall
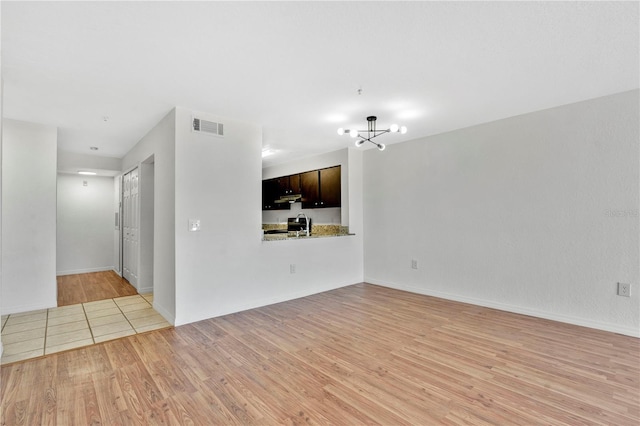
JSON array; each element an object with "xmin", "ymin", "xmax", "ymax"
[
  {"xmin": 1, "ymin": 119, "xmax": 57, "ymax": 314},
  {"xmin": 172, "ymin": 109, "xmax": 364, "ymax": 326},
  {"xmin": 122, "ymin": 109, "xmax": 176, "ymax": 323},
  {"xmin": 58, "ymin": 151, "xmax": 121, "ymax": 175},
  {"xmin": 138, "ymin": 160, "xmax": 154, "ymax": 293},
  {"xmin": 56, "ymin": 174, "xmax": 116, "ymax": 275},
  {"xmin": 1, "ymin": 78, "xmax": 4, "ymax": 356},
  {"xmin": 363, "ymin": 90, "xmax": 639, "ymax": 337},
  {"xmin": 121, "ymin": 108, "xmax": 365, "ymax": 326}
]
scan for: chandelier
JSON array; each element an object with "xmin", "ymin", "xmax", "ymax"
[{"xmin": 337, "ymin": 116, "xmax": 407, "ymax": 151}]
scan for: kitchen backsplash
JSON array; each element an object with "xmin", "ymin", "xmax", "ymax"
[
  {"xmin": 262, "ymin": 223, "xmax": 349, "ymax": 236},
  {"xmin": 262, "ymin": 205, "xmax": 341, "ymax": 226}
]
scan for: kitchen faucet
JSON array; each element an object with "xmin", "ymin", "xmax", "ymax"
[{"xmin": 295, "ymin": 213, "xmax": 310, "ymax": 237}]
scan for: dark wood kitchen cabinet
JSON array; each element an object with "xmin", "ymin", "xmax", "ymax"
[
  {"xmin": 276, "ymin": 174, "xmax": 301, "ymax": 196},
  {"xmin": 300, "ymin": 170, "xmax": 319, "ymax": 208},
  {"xmin": 301, "ymin": 165, "xmax": 341, "ymax": 209},
  {"xmin": 319, "ymin": 166, "xmax": 341, "ymax": 207},
  {"xmin": 263, "ymin": 166, "xmax": 340, "ymax": 210},
  {"xmin": 262, "ymin": 178, "xmax": 290, "ymax": 210}
]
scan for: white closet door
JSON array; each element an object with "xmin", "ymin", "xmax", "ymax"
[{"xmin": 122, "ymin": 168, "xmax": 139, "ymax": 287}]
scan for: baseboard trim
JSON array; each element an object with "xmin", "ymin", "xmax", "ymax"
[
  {"xmin": 138, "ymin": 286, "xmax": 153, "ymax": 294},
  {"xmin": 365, "ymin": 278, "xmax": 640, "ymax": 338},
  {"xmin": 153, "ymin": 302, "xmax": 175, "ymax": 326},
  {"xmin": 174, "ymin": 280, "xmax": 356, "ymax": 327},
  {"xmin": 57, "ymin": 267, "xmax": 114, "ymax": 276}
]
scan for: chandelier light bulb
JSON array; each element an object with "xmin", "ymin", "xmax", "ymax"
[
  {"xmin": 355, "ymin": 139, "xmax": 365, "ymax": 147},
  {"xmin": 377, "ymin": 143, "xmax": 386, "ymax": 151},
  {"xmin": 400, "ymin": 126, "xmax": 408, "ymax": 134},
  {"xmin": 337, "ymin": 128, "xmax": 345, "ymax": 136},
  {"xmin": 389, "ymin": 124, "xmax": 399, "ymax": 133},
  {"xmin": 349, "ymin": 129, "xmax": 359, "ymax": 138}
]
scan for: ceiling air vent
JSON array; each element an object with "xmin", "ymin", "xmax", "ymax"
[{"xmin": 192, "ymin": 117, "xmax": 224, "ymax": 137}]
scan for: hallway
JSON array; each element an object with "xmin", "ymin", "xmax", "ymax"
[{"xmin": 57, "ymin": 270, "xmax": 138, "ymax": 306}]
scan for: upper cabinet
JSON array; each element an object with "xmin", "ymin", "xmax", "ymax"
[
  {"xmin": 262, "ymin": 178, "xmax": 290, "ymax": 210},
  {"xmin": 301, "ymin": 166, "xmax": 341, "ymax": 209},
  {"xmin": 263, "ymin": 165, "xmax": 341, "ymax": 210},
  {"xmin": 276, "ymin": 174, "xmax": 301, "ymax": 196},
  {"xmin": 319, "ymin": 166, "xmax": 341, "ymax": 207},
  {"xmin": 300, "ymin": 170, "xmax": 319, "ymax": 208}
]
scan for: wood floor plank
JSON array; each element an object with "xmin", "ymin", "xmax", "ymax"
[
  {"xmin": 57, "ymin": 271, "xmax": 137, "ymax": 307},
  {"xmin": 2, "ymin": 283, "xmax": 639, "ymax": 424}
]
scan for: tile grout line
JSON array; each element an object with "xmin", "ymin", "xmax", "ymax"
[
  {"xmin": 114, "ymin": 295, "xmax": 141, "ymax": 335},
  {"xmin": 1, "ymin": 314, "xmax": 9, "ymax": 333},
  {"xmin": 81, "ymin": 302, "xmax": 96, "ymax": 345},
  {"xmin": 43, "ymin": 308, "xmax": 50, "ymax": 354},
  {"xmin": 131, "ymin": 295, "xmax": 164, "ymax": 331}
]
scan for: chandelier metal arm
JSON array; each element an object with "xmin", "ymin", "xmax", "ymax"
[
  {"xmin": 355, "ymin": 133, "xmax": 388, "ymax": 150},
  {"xmin": 338, "ymin": 116, "xmax": 406, "ymax": 151},
  {"xmin": 355, "ymin": 129, "xmax": 390, "ymax": 140}
]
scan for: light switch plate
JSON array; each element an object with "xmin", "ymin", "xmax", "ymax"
[{"xmin": 189, "ymin": 219, "xmax": 201, "ymax": 232}]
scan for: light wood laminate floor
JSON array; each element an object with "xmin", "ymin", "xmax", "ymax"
[
  {"xmin": 1, "ymin": 284, "xmax": 638, "ymax": 425},
  {"xmin": 57, "ymin": 271, "xmax": 138, "ymax": 307}
]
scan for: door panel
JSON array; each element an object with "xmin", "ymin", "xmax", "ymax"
[
  {"xmin": 122, "ymin": 168, "xmax": 139, "ymax": 287},
  {"xmin": 122, "ymin": 172, "xmax": 131, "ymax": 281}
]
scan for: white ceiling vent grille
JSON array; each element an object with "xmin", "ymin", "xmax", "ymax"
[{"xmin": 192, "ymin": 117, "xmax": 224, "ymax": 137}]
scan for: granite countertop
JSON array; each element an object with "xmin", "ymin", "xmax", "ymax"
[
  {"xmin": 262, "ymin": 224, "xmax": 353, "ymax": 241},
  {"xmin": 262, "ymin": 232, "xmax": 355, "ymax": 241}
]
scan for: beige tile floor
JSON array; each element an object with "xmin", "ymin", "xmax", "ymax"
[{"xmin": 1, "ymin": 294, "xmax": 171, "ymax": 365}]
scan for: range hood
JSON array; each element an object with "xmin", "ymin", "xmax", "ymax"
[{"xmin": 274, "ymin": 194, "xmax": 302, "ymax": 204}]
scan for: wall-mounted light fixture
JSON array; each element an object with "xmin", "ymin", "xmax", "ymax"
[{"xmin": 338, "ymin": 116, "xmax": 407, "ymax": 151}]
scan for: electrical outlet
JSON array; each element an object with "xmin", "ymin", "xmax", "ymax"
[
  {"xmin": 290, "ymin": 264, "xmax": 296, "ymax": 274},
  {"xmin": 411, "ymin": 259, "xmax": 418, "ymax": 269},
  {"xmin": 617, "ymin": 282, "xmax": 630, "ymax": 297}
]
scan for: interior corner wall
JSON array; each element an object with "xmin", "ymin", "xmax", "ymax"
[
  {"xmin": 1, "ymin": 119, "xmax": 58, "ymax": 314},
  {"xmin": 347, "ymin": 148, "xmax": 364, "ymax": 236},
  {"xmin": 363, "ymin": 90, "xmax": 639, "ymax": 337},
  {"xmin": 138, "ymin": 160, "xmax": 154, "ymax": 294},
  {"xmin": 122, "ymin": 108, "xmax": 176, "ymax": 324},
  {"xmin": 173, "ymin": 109, "xmax": 364, "ymax": 326},
  {"xmin": 56, "ymin": 174, "xmax": 115, "ymax": 275}
]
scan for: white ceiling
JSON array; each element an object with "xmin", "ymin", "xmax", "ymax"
[{"xmin": 2, "ymin": 1, "xmax": 638, "ymax": 168}]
